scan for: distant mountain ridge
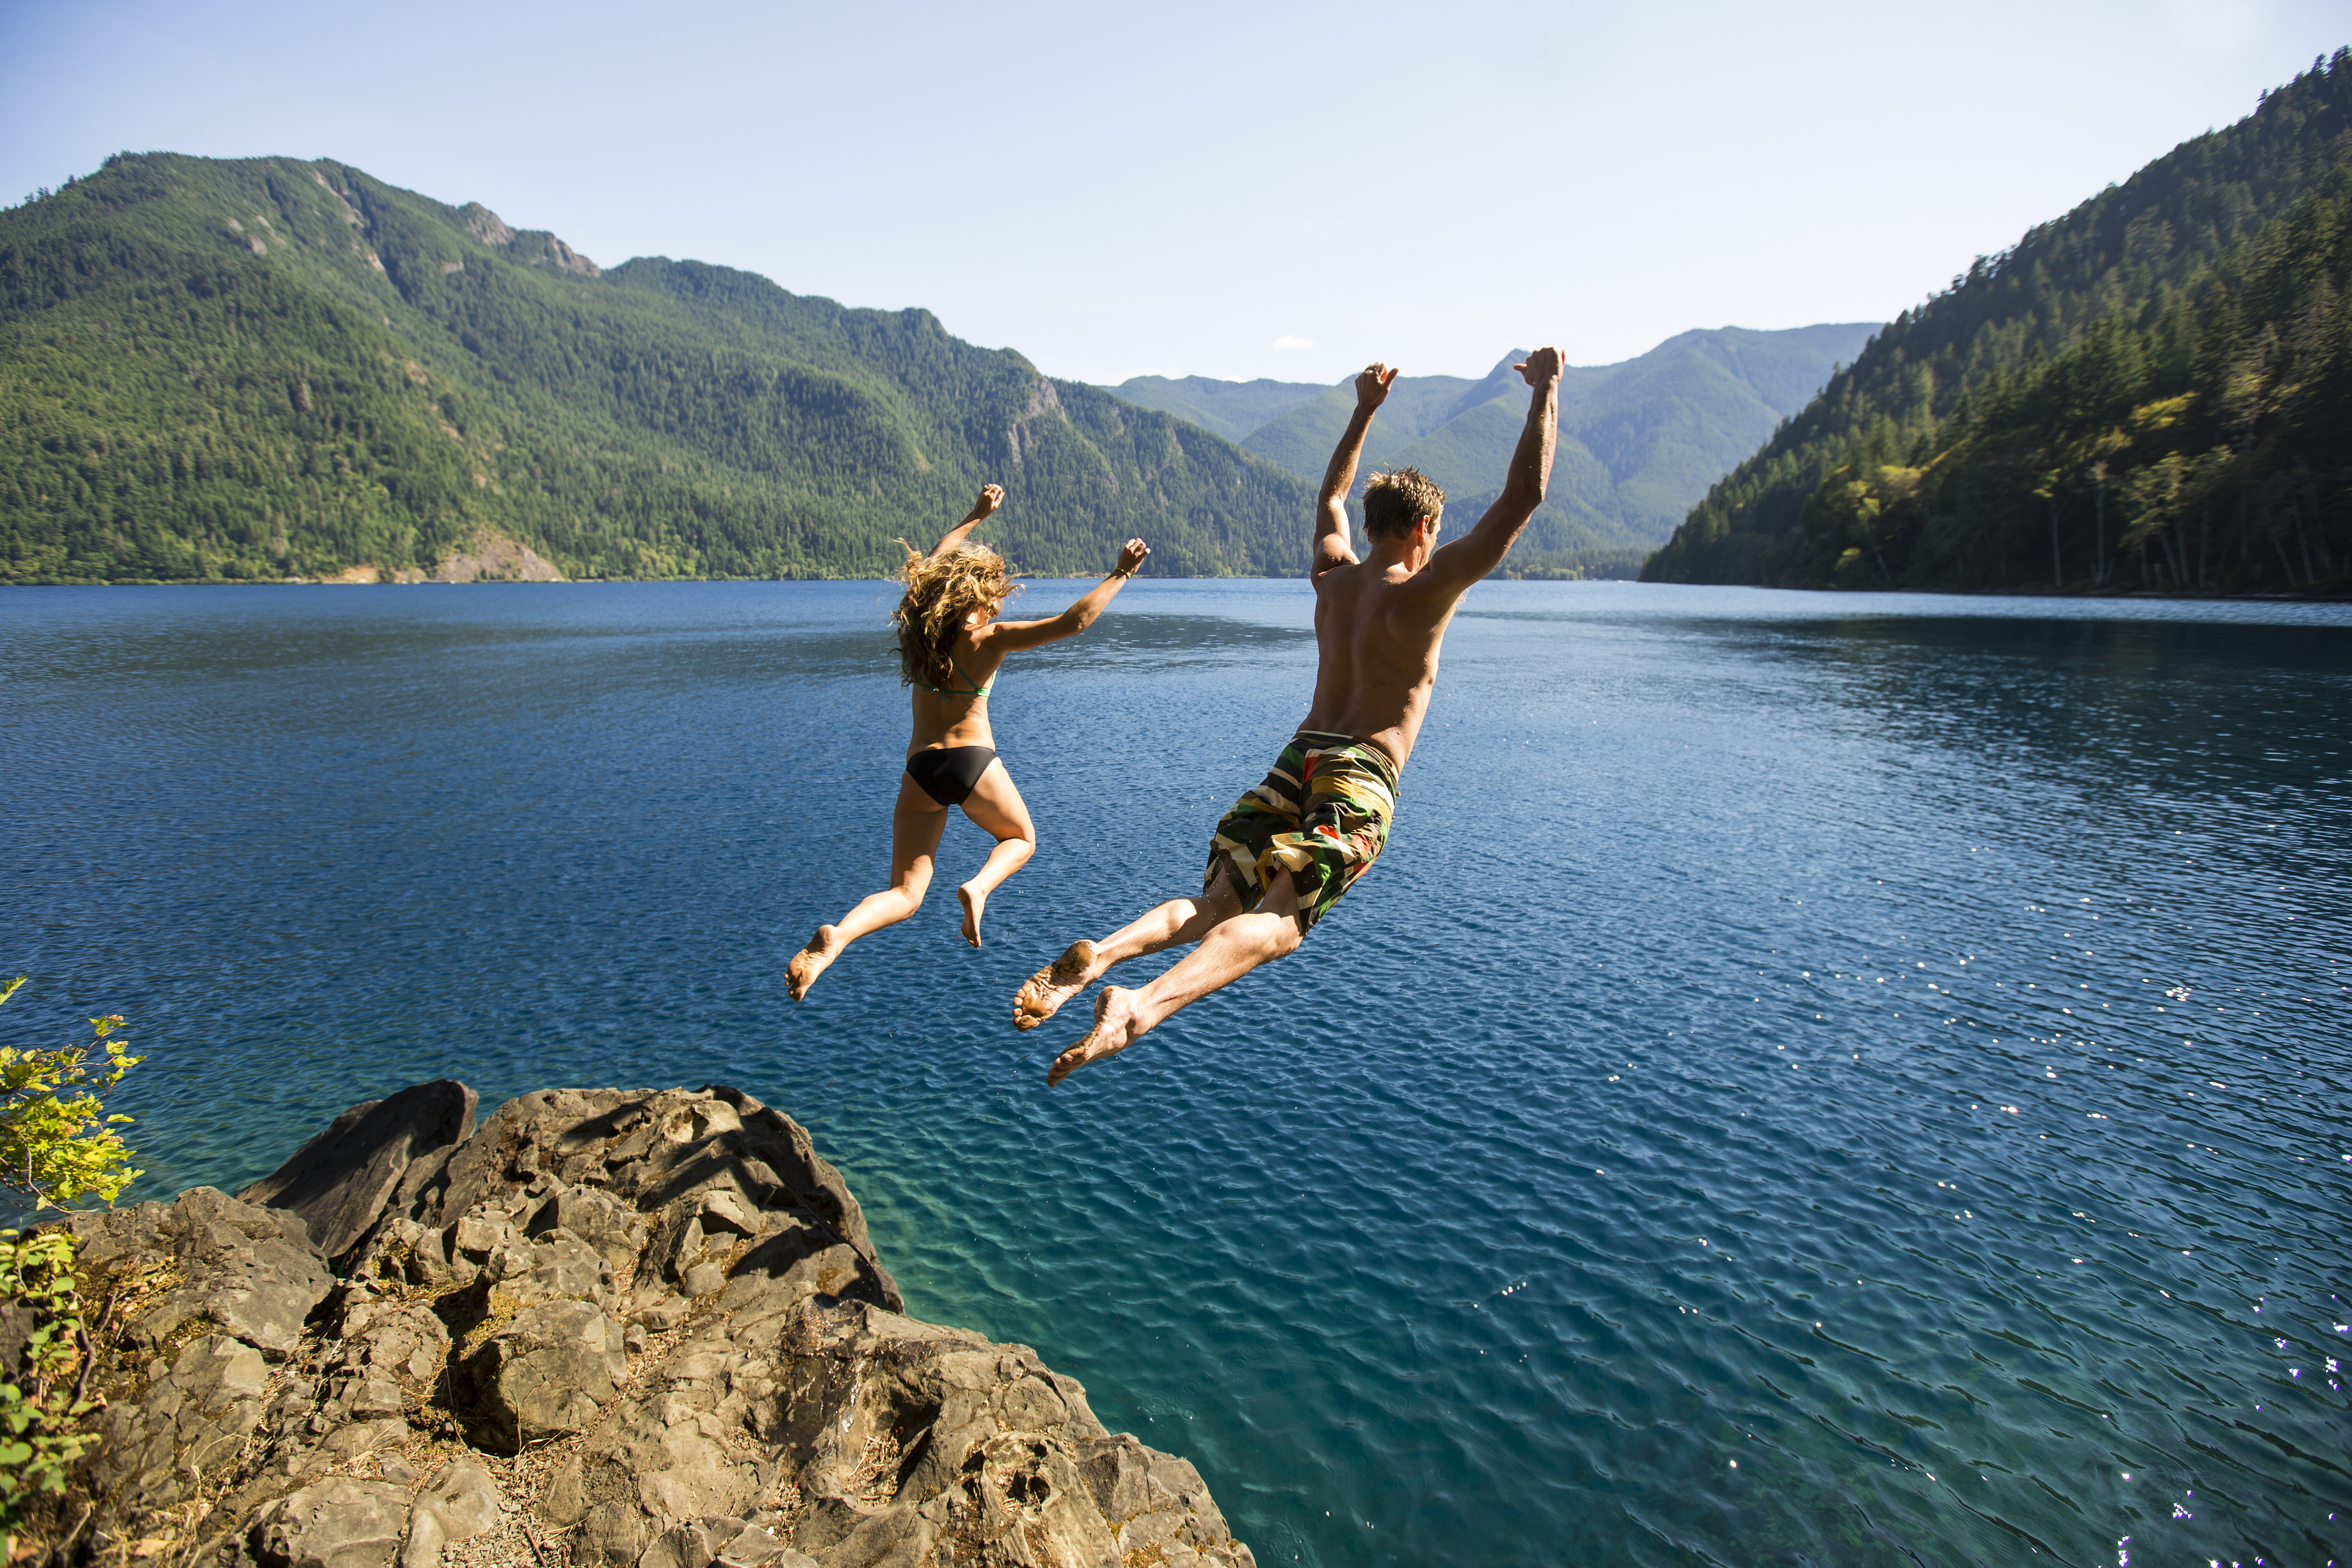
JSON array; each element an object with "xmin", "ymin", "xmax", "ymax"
[
  {"xmin": 1642, "ymin": 48, "xmax": 2352, "ymax": 593},
  {"xmin": 0, "ymin": 153, "xmax": 1315, "ymax": 583},
  {"xmin": 1106, "ymin": 322, "xmax": 1876, "ymax": 577}
]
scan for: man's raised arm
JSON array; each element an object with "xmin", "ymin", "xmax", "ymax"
[
  {"xmin": 1426, "ymin": 347, "xmax": 1563, "ymax": 589},
  {"xmin": 1313, "ymin": 364, "xmax": 1398, "ymax": 574}
]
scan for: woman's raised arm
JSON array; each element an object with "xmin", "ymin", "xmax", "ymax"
[
  {"xmin": 984, "ymin": 538, "xmax": 1151, "ymax": 654},
  {"xmin": 930, "ymin": 484, "xmax": 1005, "ymax": 559}
]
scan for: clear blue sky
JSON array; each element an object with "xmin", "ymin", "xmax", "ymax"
[{"xmin": 5, "ymin": 0, "xmax": 2343, "ymax": 385}]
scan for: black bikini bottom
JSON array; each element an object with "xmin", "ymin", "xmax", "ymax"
[{"xmin": 906, "ymin": 745, "xmax": 997, "ymax": 807}]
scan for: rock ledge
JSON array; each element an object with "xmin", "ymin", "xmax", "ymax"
[{"xmin": 39, "ymin": 1084, "xmax": 1253, "ymax": 1568}]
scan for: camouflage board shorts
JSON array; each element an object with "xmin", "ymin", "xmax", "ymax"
[{"xmin": 1205, "ymin": 730, "xmax": 1399, "ymax": 930}]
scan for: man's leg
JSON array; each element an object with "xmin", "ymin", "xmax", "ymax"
[
  {"xmin": 1046, "ymin": 876, "xmax": 1304, "ymax": 1085},
  {"xmin": 1011, "ymin": 867, "xmax": 1245, "ymax": 1029}
]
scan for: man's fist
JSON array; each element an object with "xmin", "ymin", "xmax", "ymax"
[
  {"xmin": 1355, "ymin": 363, "xmax": 1399, "ymax": 409},
  {"xmin": 1514, "ymin": 347, "xmax": 1565, "ymax": 387},
  {"xmin": 1115, "ymin": 538, "xmax": 1152, "ymax": 575}
]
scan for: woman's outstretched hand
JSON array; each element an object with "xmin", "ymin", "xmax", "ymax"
[
  {"xmin": 1116, "ymin": 538, "xmax": 1151, "ymax": 575},
  {"xmin": 968, "ymin": 483, "xmax": 1005, "ymax": 521}
]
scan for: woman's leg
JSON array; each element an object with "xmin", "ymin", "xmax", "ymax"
[
  {"xmin": 787, "ymin": 774, "xmax": 950, "ymax": 999},
  {"xmin": 952, "ymin": 758, "xmax": 1037, "ymax": 948}
]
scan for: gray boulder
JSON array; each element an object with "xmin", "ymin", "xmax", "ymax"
[
  {"xmin": 527, "ymin": 1185, "xmax": 647, "ymax": 1273},
  {"xmin": 240, "ymin": 1081, "xmax": 477, "ymax": 1259},
  {"xmin": 313, "ymin": 1293, "xmax": 450, "ymax": 1426},
  {"xmin": 70, "ymin": 1185, "xmax": 332, "ymax": 1357},
  {"xmin": 462, "ymin": 1297, "xmax": 627, "ymax": 1451},
  {"xmin": 0, "ymin": 1300, "xmax": 38, "ymax": 1380},
  {"xmin": 252, "ymin": 1478, "xmax": 413, "ymax": 1568},
  {"xmin": 84, "ymin": 1333, "xmax": 267, "ymax": 1509},
  {"xmin": 398, "ymin": 1458, "xmax": 502, "ymax": 1568},
  {"xmin": 417, "ymin": 1457, "xmax": 500, "ymax": 1539}
]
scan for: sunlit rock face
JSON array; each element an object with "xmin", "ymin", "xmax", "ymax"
[{"xmin": 54, "ymin": 1084, "xmax": 1257, "ymax": 1568}]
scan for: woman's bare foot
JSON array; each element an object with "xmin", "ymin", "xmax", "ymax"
[
  {"xmin": 786, "ymin": 925, "xmax": 840, "ymax": 1000},
  {"xmin": 958, "ymin": 883, "xmax": 986, "ymax": 948},
  {"xmin": 1012, "ymin": 939, "xmax": 1099, "ymax": 1030},
  {"xmin": 1048, "ymin": 987, "xmax": 1145, "ymax": 1086}
]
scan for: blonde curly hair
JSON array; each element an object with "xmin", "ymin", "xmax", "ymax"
[{"xmin": 894, "ymin": 540, "xmax": 1019, "ymax": 689}]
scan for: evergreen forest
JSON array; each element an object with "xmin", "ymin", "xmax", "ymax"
[
  {"xmin": 1642, "ymin": 49, "xmax": 2352, "ymax": 596},
  {"xmin": 0, "ymin": 155, "xmax": 1314, "ymax": 583}
]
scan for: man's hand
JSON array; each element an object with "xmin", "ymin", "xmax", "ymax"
[
  {"xmin": 1514, "ymin": 347, "xmax": 1565, "ymax": 387},
  {"xmin": 968, "ymin": 483, "xmax": 1005, "ymax": 521},
  {"xmin": 1355, "ymin": 363, "xmax": 1399, "ymax": 411},
  {"xmin": 1115, "ymin": 538, "xmax": 1151, "ymax": 575}
]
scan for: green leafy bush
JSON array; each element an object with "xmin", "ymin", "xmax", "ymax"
[
  {"xmin": 0, "ymin": 1229, "xmax": 98, "ymax": 1530},
  {"xmin": 0, "ymin": 978, "xmax": 142, "ymax": 1211},
  {"xmin": 0, "ymin": 978, "xmax": 142, "ymax": 1534}
]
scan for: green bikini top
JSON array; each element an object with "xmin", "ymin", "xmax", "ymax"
[{"xmin": 917, "ymin": 651, "xmax": 993, "ymax": 699}]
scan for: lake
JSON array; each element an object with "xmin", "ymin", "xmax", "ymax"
[{"xmin": 3, "ymin": 579, "xmax": 2348, "ymax": 1567}]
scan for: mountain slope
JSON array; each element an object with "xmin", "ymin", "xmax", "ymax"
[
  {"xmin": 0, "ymin": 154, "xmax": 1317, "ymax": 583},
  {"xmin": 1643, "ymin": 48, "xmax": 2352, "ymax": 590}
]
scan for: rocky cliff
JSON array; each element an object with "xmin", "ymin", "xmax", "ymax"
[{"xmin": 35, "ymin": 1083, "xmax": 1254, "ymax": 1568}]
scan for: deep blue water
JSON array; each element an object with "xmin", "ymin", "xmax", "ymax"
[{"xmin": 4, "ymin": 579, "xmax": 2350, "ymax": 1568}]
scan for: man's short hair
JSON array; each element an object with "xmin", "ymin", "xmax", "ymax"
[{"xmin": 1362, "ymin": 467, "xmax": 1445, "ymax": 540}]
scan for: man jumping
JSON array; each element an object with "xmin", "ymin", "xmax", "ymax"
[{"xmin": 1015, "ymin": 346, "xmax": 1565, "ymax": 1084}]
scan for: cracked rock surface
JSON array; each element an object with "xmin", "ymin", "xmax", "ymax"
[{"xmin": 55, "ymin": 1085, "xmax": 1256, "ymax": 1568}]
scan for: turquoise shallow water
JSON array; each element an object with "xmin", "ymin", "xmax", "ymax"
[{"xmin": 4, "ymin": 579, "xmax": 2349, "ymax": 1567}]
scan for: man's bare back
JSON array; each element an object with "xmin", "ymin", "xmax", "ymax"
[
  {"xmin": 1015, "ymin": 348, "xmax": 1565, "ymax": 1085},
  {"xmin": 1300, "ymin": 352, "xmax": 1563, "ymax": 769}
]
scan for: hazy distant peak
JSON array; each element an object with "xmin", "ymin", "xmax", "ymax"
[{"xmin": 1479, "ymin": 348, "xmax": 1533, "ymax": 380}]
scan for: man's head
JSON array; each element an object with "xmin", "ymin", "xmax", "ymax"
[{"xmin": 1361, "ymin": 467, "xmax": 1444, "ymax": 543}]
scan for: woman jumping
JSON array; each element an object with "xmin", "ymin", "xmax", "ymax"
[{"xmin": 786, "ymin": 484, "xmax": 1150, "ymax": 1000}]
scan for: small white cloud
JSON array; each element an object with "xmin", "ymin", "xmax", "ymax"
[{"xmin": 1271, "ymin": 335, "xmax": 1314, "ymax": 351}]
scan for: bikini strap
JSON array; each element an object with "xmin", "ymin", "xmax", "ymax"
[{"xmin": 948, "ymin": 652, "xmax": 993, "ymax": 697}]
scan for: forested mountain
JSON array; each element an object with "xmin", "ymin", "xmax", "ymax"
[
  {"xmin": 0, "ymin": 155, "xmax": 1314, "ymax": 583},
  {"xmin": 1108, "ymin": 323, "xmax": 1874, "ymax": 578},
  {"xmin": 1643, "ymin": 48, "xmax": 2352, "ymax": 594}
]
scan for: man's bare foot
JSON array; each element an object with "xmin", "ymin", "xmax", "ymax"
[
  {"xmin": 1048, "ymin": 987, "xmax": 1148, "ymax": 1086},
  {"xmin": 786, "ymin": 925, "xmax": 839, "ymax": 1001},
  {"xmin": 1013, "ymin": 939, "xmax": 1099, "ymax": 1031},
  {"xmin": 958, "ymin": 883, "xmax": 986, "ymax": 948}
]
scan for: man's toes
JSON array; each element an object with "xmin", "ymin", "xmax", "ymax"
[{"xmin": 1012, "ymin": 968, "xmax": 1061, "ymax": 1025}]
